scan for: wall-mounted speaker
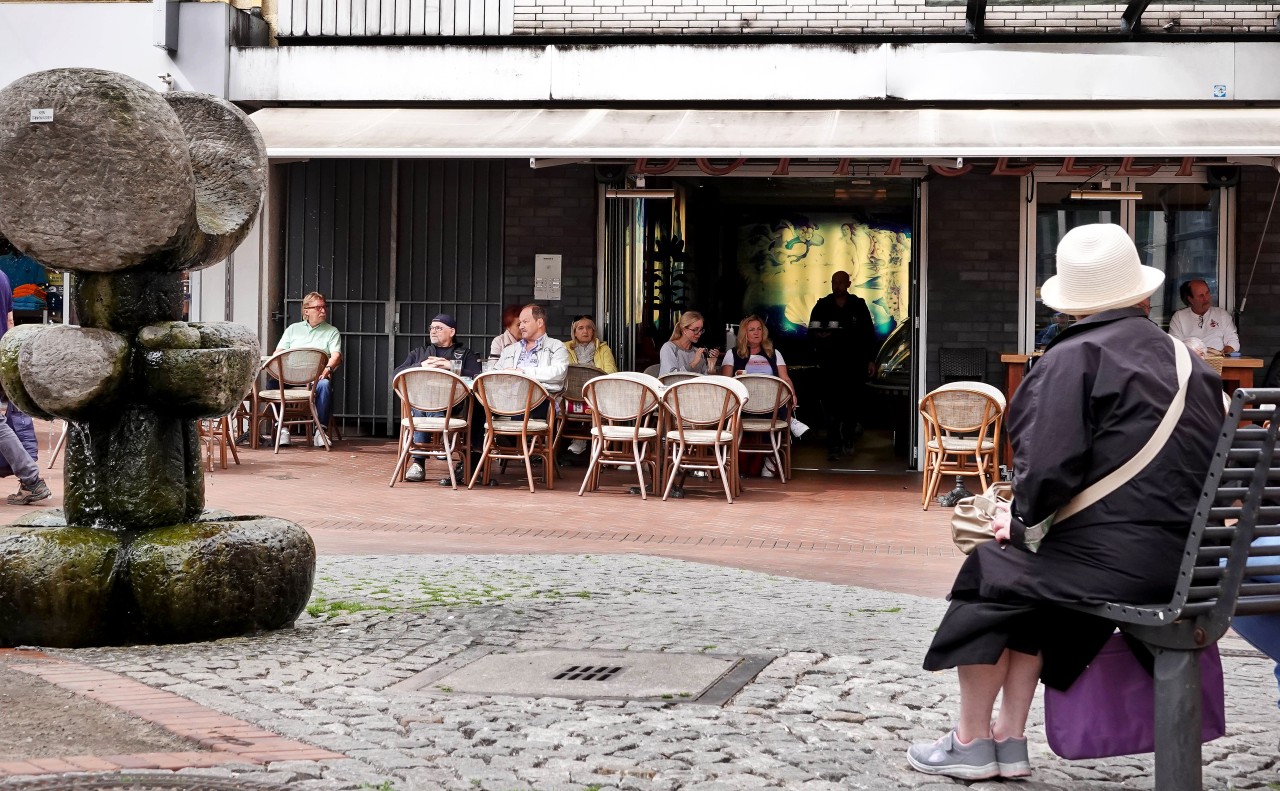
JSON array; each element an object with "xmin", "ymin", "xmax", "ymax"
[
  {"xmin": 594, "ymin": 164, "xmax": 629, "ymax": 185},
  {"xmin": 1206, "ymin": 166, "xmax": 1240, "ymax": 188}
]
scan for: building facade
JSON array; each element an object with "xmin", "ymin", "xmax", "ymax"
[{"xmin": 5, "ymin": 0, "xmax": 1280, "ymax": 469}]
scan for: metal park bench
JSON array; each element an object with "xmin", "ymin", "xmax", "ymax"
[{"xmin": 1067, "ymin": 387, "xmax": 1280, "ymax": 791}]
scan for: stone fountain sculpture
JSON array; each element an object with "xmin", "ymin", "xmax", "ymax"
[{"xmin": 0, "ymin": 69, "xmax": 315, "ymax": 647}]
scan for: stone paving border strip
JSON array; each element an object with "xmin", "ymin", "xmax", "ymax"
[
  {"xmin": 0, "ymin": 650, "xmax": 345, "ymax": 778},
  {"xmin": 298, "ymin": 518, "xmax": 963, "ymax": 556}
]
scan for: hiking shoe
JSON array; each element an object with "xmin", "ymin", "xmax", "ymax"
[
  {"xmin": 404, "ymin": 462, "xmax": 426, "ymax": 482},
  {"xmin": 995, "ymin": 735, "xmax": 1031, "ymax": 778},
  {"xmin": 906, "ymin": 729, "xmax": 999, "ymax": 780},
  {"xmin": 8, "ymin": 479, "xmax": 51, "ymax": 506}
]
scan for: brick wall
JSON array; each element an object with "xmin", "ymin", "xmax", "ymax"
[
  {"xmin": 513, "ymin": 1, "xmax": 1280, "ymax": 35},
  {"xmin": 503, "ymin": 160, "xmax": 599, "ymax": 341},
  {"xmin": 924, "ymin": 174, "xmax": 1021, "ymax": 392},
  {"xmin": 1236, "ymin": 165, "xmax": 1280, "ymax": 373}
]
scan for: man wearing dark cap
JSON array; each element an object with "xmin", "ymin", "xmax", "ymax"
[{"xmin": 392, "ymin": 313, "xmax": 482, "ymax": 483}]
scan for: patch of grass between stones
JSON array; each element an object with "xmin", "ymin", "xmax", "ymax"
[{"xmin": 305, "ymin": 597, "xmax": 395, "ymax": 619}]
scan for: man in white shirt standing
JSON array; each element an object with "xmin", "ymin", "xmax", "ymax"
[{"xmin": 1168, "ymin": 278, "xmax": 1239, "ymax": 354}]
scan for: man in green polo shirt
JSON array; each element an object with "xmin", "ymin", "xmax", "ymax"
[{"xmin": 274, "ymin": 291, "xmax": 342, "ymax": 446}]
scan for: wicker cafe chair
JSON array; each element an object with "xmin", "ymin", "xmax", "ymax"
[
  {"xmin": 659, "ymin": 371, "xmax": 701, "ymax": 386},
  {"xmin": 557, "ymin": 364, "xmax": 605, "ymax": 452},
  {"xmin": 469, "ymin": 371, "xmax": 558, "ymax": 492},
  {"xmin": 736, "ymin": 374, "xmax": 795, "ymax": 482},
  {"xmin": 660, "ymin": 378, "xmax": 746, "ymax": 503},
  {"xmin": 251, "ymin": 348, "xmax": 331, "ymax": 454},
  {"xmin": 198, "ymin": 413, "xmax": 240, "ymax": 471},
  {"xmin": 918, "ymin": 380, "xmax": 1005, "ymax": 510},
  {"xmin": 578, "ymin": 374, "xmax": 663, "ymax": 500},
  {"xmin": 1203, "ymin": 352, "xmax": 1226, "ymax": 376},
  {"xmin": 390, "ymin": 368, "xmax": 473, "ymax": 489}
]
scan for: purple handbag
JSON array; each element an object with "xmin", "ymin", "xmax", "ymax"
[{"xmin": 1043, "ymin": 633, "xmax": 1226, "ymax": 759}]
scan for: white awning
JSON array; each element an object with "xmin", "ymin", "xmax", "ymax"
[{"xmin": 249, "ymin": 106, "xmax": 1280, "ymax": 160}]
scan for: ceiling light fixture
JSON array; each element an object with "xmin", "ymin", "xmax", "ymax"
[{"xmin": 1069, "ymin": 189, "xmax": 1144, "ymax": 201}]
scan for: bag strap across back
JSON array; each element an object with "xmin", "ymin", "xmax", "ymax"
[
  {"xmin": 1058, "ymin": 336, "xmax": 1192, "ymax": 521},
  {"xmin": 1034, "ymin": 337, "xmax": 1193, "ymax": 537}
]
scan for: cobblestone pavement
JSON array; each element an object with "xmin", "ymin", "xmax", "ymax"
[{"xmin": 12, "ymin": 554, "xmax": 1278, "ymax": 791}]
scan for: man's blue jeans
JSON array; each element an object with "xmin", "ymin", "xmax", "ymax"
[
  {"xmin": 1232, "ymin": 535, "xmax": 1280, "ymax": 708},
  {"xmin": 314, "ymin": 378, "xmax": 332, "ymax": 425}
]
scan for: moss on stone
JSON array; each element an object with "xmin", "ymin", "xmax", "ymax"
[
  {"xmin": 141, "ymin": 345, "xmax": 258, "ymax": 419},
  {"xmin": 64, "ymin": 407, "xmax": 203, "ymax": 531},
  {"xmin": 126, "ymin": 518, "xmax": 315, "ymax": 642},
  {"xmin": 0, "ymin": 526, "xmax": 121, "ymax": 647},
  {"xmin": 137, "ymin": 322, "xmax": 201, "ymax": 350}
]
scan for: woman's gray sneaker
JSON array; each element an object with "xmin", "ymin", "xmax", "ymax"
[
  {"xmin": 906, "ymin": 729, "xmax": 1000, "ymax": 780},
  {"xmin": 995, "ymin": 735, "xmax": 1031, "ymax": 778}
]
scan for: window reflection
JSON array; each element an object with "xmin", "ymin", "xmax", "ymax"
[
  {"xmin": 1033, "ymin": 181, "xmax": 1220, "ymax": 346},
  {"xmin": 1033, "ymin": 184, "xmax": 1119, "ymax": 349},
  {"xmin": 1134, "ymin": 183, "xmax": 1220, "ymax": 330}
]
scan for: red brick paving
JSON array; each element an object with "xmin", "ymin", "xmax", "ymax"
[
  {"xmin": 3, "ymin": 426, "xmax": 963, "ymax": 776},
  {"xmin": 0, "ymin": 649, "xmax": 344, "ymax": 778}
]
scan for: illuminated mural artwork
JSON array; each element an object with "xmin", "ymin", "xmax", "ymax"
[{"xmin": 738, "ymin": 214, "xmax": 911, "ymax": 343}]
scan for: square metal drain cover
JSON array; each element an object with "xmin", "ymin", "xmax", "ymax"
[{"xmin": 392, "ymin": 648, "xmax": 772, "ymax": 705}]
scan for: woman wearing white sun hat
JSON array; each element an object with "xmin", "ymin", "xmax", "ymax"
[{"xmin": 905, "ymin": 223, "xmax": 1226, "ymax": 781}]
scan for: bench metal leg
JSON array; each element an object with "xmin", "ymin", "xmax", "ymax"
[{"xmin": 1153, "ymin": 647, "xmax": 1202, "ymax": 791}]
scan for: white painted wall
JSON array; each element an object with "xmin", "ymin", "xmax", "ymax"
[
  {"xmin": 0, "ymin": 2, "xmax": 230, "ymax": 95},
  {"xmin": 230, "ymin": 41, "xmax": 1280, "ymax": 104}
]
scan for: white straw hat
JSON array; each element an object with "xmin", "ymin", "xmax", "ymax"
[{"xmin": 1041, "ymin": 223, "xmax": 1164, "ymax": 315}]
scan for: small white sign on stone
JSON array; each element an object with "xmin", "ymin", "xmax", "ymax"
[{"xmin": 29, "ymin": 108, "xmax": 54, "ymax": 123}]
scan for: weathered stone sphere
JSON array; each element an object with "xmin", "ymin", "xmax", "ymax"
[
  {"xmin": 165, "ymin": 93, "xmax": 267, "ymax": 271},
  {"xmin": 139, "ymin": 321, "xmax": 260, "ymax": 418},
  {"xmin": 15, "ymin": 325, "xmax": 129, "ymax": 421},
  {"xmin": 127, "ymin": 518, "xmax": 316, "ymax": 643},
  {"xmin": 0, "ymin": 525, "xmax": 122, "ymax": 647},
  {"xmin": 0, "ymin": 68, "xmax": 196, "ymax": 273}
]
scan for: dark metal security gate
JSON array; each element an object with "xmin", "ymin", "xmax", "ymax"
[{"xmin": 280, "ymin": 159, "xmax": 505, "ymax": 435}]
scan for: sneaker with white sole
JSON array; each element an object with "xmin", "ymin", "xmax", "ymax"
[
  {"xmin": 276, "ymin": 428, "xmax": 291, "ymax": 446},
  {"xmin": 313, "ymin": 429, "xmax": 327, "ymax": 447},
  {"xmin": 761, "ymin": 458, "xmax": 777, "ymax": 478},
  {"xmin": 995, "ymin": 735, "xmax": 1031, "ymax": 778},
  {"xmin": 567, "ymin": 439, "xmax": 588, "ymax": 455},
  {"xmin": 8, "ymin": 479, "xmax": 51, "ymax": 506},
  {"xmin": 906, "ymin": 729, "xmax": 999, "ymax": 780},
  {"xmin": 404, "ymin": 462, "xmax": 425, "ymax": 482}
]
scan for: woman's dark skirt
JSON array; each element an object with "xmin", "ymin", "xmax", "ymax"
[{"xmin": 922, "ymin": 522, "xmax": 1185, "ymax": 690}]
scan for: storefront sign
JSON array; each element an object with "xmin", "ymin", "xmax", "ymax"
[{"xmin": 634, "ymin": 157, "xmax": 1197, "ymax": 178}]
